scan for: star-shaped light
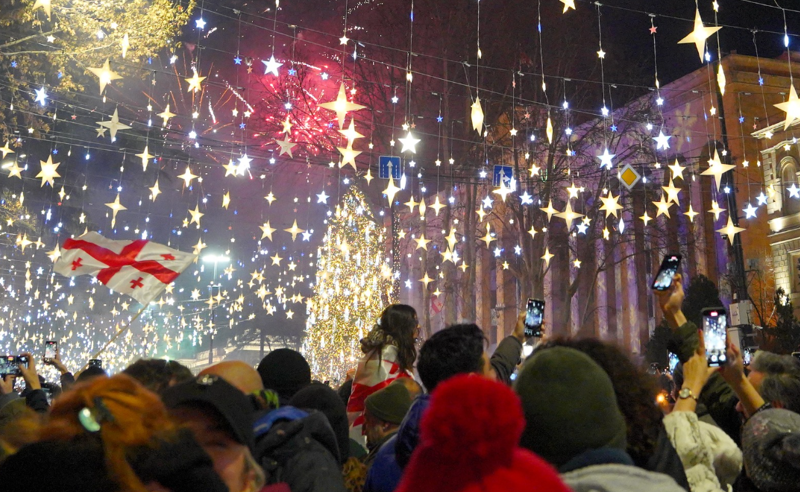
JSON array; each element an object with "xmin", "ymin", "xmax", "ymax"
[
  {"xmin": 480, "ymin": 224, "xmax": 495, "ymax": 248},
  {"xmin": 529, "ymin": 163, "xmax": 541, "ymax": 177},
  {"xmin": 188, "ymin": 205, "xmax": 204, "ymax": 226},
  {"xmin": 600, "ymin": 193, "xmax": 624, "ymax": 218},
  {"xmin": 383, "ymin": 177, "xmax": 400, "ymax": 204},
  {"xmin": 701, "ymin": 149, "xmax": 735, "ymax": 191},
  {"xmin": 195, "ymin": 17, "xmax": 206, "ymax": 29},
  {"xmin": 653, "ymin": 195, "xmax": 672, "ymax": 218},
  {"xmin": 136, "ymin": 145, "xmax": 154, "ymax": 171},
  {"xmin": 364, "ymin": 169, "xmax": 374, "ymax": 184},
  {"xmin": 281, "ymin": 116, "xmax": 293, "ymax": 135},
  {"xmin": 556, "ymin": 202, "xmax": 584, "ymax": 229},
  {"xmin": 35, "ymin": 87, "xmax": 47, "ymax": 105},
  {"xmin": 717, "ymin": 216, "xmax": 745, "ymax": 245},
  {"xmin": 318, "ymin": 83, "xmax": 366, "ymax": 128},
  {"xmin": 5, "ymin": 161, "xmax": 23, "ymax": 179},
  {"xmin": 398, "ymin": 131, "xmax": 421, "ymax": 154},
  {"xmin": 527, "ymin": 226, "xmax": 537, "ymax": 238},
  {"xmin": 0, "ymin": 141, "xmax": 13, "ymax": 158},
  {"xmin": 471, "ymin": 97, "xmax": 484, "ymax": 133},
  {"xmin": 597, "ymin": 49, "xmax": 606, "ymax": 59},
  {"xmin": 560, "ymin": 0, "xmax": 576, "ymax": 13},
  {"xmin": 87, "ymin": 58, "xmax": 122, "ymax": 95},
  {"xmin": 775, "ymin": 84, "xmax": 800, "ymax": 131},
  {"xmin": 678, "ymin": 9, "xmax": 722, "ymax": 62},
  {"xmin": 284, "ymin": 220, "xmax": 305, "ymax": 241},
  {"xmin": 669, "ymin": 159, "xmax": 686, "ymax": 180},
  {"xmin": 96, "ymin": 108, "xmax": 131, "ymax": 140},
  {"xmin": 662, "ymin": 179, "xmax": 681, "ymax": 205},
  {"xmin": 482, "ymin": 196, "xmax": 494, "ymax": 209},
  {"xmin": 789, "ymin": 183, "xmax": 800, "ymax": 198},
  {"xmin": 46, "ymin": 244, "xmax": 61, "ymax": 262},
  {"xmin": 339, "ymin": 119, "xmax": 364, "ymax": 143},
  {"xmin": 32, "ymin": 0, "xmax": 51, "ymax": 18},
  {"xmin": 158, "ymin": 104, "xmax": 176, "ymax": 127},
  {"xmin": 542, "ymin": 247, "xmax": 554, "ymax": 265},
  {"xmin": 262, "ymin": 55, "xmax": 283, "ymax": 76},
  {"xmin": 756, "ymin": 192, "xmax": 768, "ymax": 205},
  {"xmin": 36, "ymin": 155, "xmax": 61, "ymax": 187},
  {"xmin": 493, "ymin": 181, "xmax": 514, "ymax": 202},
  {"xmin": 339, "ymin": 34, "xmax": 349, "ymax": 45},
  {"xmin": 597, "ymin": 148, "xmax": 615, "ymax": 169},
  {"xmin": 185, "ymin": 69, "xmax": 206, "ymax": 93},
  {"xmin": 683, "ymin": 204, "xmax": 698, "ymax": 222},
  {"xmin": 743, "ymin": 203, "xmax": 758, "ymax": 219},
  {"xmin": 708, "ymin": 200, "xmax": 726, "ymax": 221},
  {"xmin": 316, "ymin": 191, "xmax": 329, "ymax": 204},
  {"xmin": 430, "ymin": 196, "xmax": 446, "ymax": 216},
  {"xmin": 284, "ymin": 219, "xmax": 305, "ymax": 241},
  {"xmin": 270, "ymin": 253, "xmax": 283, "ymax": 266},
  {"xmin": 275, "ymin": 138, "xmax": 297, "ymax": 158},
  {"xmin": 337, "ymin": 144, "xmax": 361, "ymax": 170},
  {"xmin": 519, "ymin": 191, "xmax": 533, "ymax": 205},
  {"xmin": 415, "ymin": 234, "xmax": 431, "ymax": 250},
  {"xmin": 419, "ymin": 273, "xmax": 433, "ymax": 287},
  {"xmin": 222, "ymin": 191, "xmax": 231, "ymax": 209},
  {"xmin": 149, "ymin": 180, "xmax": 161, "ymax": 201},
  {"xmin": 265, "ymin": 192, "xmax": 276, "ymax": 204},
  {"xmin": 260, "ymin": 222, "xmax": 276, "ymax": 240},
  {"xmin": 653, "ymin": 131, "xmax": 671, "ymax": 150},
  {"xmin": 105, "ymin": 194, "xmax": 127, "ymax": 228},
  {"xmin": 640, "ymin": 211, "xmax": 652, "ymax": 225},
  {"xmin": 573, "ymin": 259, "xmax": 582, "ymax": 268},
  {"xmin": 302, "ymin": 231, "xmax": 312, "ymax": 241},
  {"xmin": 540, "ymin": 200, "xmax": 558, "ymax": 221},
  {"xmin": 405, "ymin": 196, "xmax": 419, "ymax": 212},
  {"xmin": 177, "ymin": 166, "xmax": 198, "ymax": 187}
]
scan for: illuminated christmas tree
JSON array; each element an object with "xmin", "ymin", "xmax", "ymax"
[{"xmin": 303, "ymin": 186, "xmax": 393, "ymax": 383}]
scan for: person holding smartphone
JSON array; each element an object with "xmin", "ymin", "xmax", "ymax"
[
  {"xmin": 42, "ymin": 347, "xmax": 76, "ymax": 392},
  {"xmin": 0, "ymin": 352, "xmax": 48, "ymax": 414}
]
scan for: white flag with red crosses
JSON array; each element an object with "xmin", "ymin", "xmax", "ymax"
[{"xmin": 54, "ymin": 231, "xmax": 196, "ymax": 306}]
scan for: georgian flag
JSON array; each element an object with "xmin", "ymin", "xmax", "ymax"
[{"xmin": 54, "ymin": 231, "xmax": 196, "ymax": 306}]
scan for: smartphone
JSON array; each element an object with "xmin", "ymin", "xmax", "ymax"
[
  {"xmin": 88, "ymin": 359, "xmax": 102, "ymax": 368},
  {"xmin": 668, "ymin": 353, "xmax": 680, "ymax": 373},
  {"xmin": 45, "ymin": 341, "xmax": 57, "ymax": 360},
  {"xmin": 652, "ymin": 254, "xmax": 682, "ymax": 291},
  {"xmin": 743, "ymin": 348, "xmax": 753, "ymax": 366},
  {"xmin": 702, "ymin": 307, "xmax": 728, "ymax": 367},
  {"xmin": 0, "ymin": 356, "xmax": 13, "ymax": 376},
  {"xmin": 524, "ymin": 298, "xmax": 545, "ymax": 337}
]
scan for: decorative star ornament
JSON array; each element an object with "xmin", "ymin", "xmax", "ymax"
[
  {"xmin": 669, "ymin": 159, "xmax": 686, "ymax": 180},
  {"xmin": 158, "ymin": 104, "xmax": 176, "ymax": 127},
  {"xmin": 339, "ymin": 119, "xmax": 364, "ymax": 144},
  {"xmin": 337, "ymin": 144, "xmax": 361, "ymax": 170},
  {"xmin": 662, "ymin": 179, "xmax": 681, "ymax": 205},
  {"xmin": 480, "ymin": 224, "xmax": 495, "ymax": 248},
  {"xmin": 743, "ymin": 203, "xmax": 758, "ymax": 219},
  {"xmin": 788, "ymin": 183, "xmax": 800, "ymax": 199},
  {"xmin": 260, "ymin": 222, "xmax": 276, "ymax": 240},
  {"xmin": 415, "ymin": 234, "xmax": 431, "ymax": 250},
  {"xmin": 717, "ymin": 216, "xmax": 745, "ymax": 245},
  {"xmin": 701, "ymin": 149, "xmax": 735, "ymax": 191},
  {"xmin": 275, "ymin": 138, "xmax": 297, "ymax": 158},
  {"xmin": 32, "ymin": 0, "xmax": 51, "ymax": 18},
  {"xmin": 185, "ymin": 68, "xmax": 206, "ymax": 93},
  {"xmin": 653, "ymin": 195, "xmax": 672, "ymax": 218},
  {"xmin": 430, "ymin": 196, "xmax": 446, "ymax": 216},
  {"xmin": 540, "ymin": 200, "xmax": 559, "ymax": 222},
  {"xmin": 383, "ymin": 177, "xmax": 400, "ymax": 204},
  {"xmin": 364, "ymin": 169, "xmax": 374, "ymax": 184},
  {"xmin": 419, "ymin": 273, "xmax": 433, "ymax": 287},
  {"xmin": 149, "ymin": 180, "xmax": 161, "ymax": 201},
  {"xmin": 136, "ymin": 145, "xmax": 154, "ymax": 171},
  {"xmin": 678, "ymin": 9, "xmax": 722, "ymax": 62},
  {"xmin": 640, "ymin": 211, "xmax": 652, "ymax": 225},
  {"xmin": 105, "ymin": 194, "xmax": 127, "ymax": 228},
  {"xmin": 265, "ymin": 192, "xmax": 276, "ymax": 204},
  {"xmin": 0, "ymin": 141, "xmax": 14, "ymax": 158},
  {"xmin": 542, "ymin": 247, "xmax": 554, "ymax": 265},
  {"xmin": 178, "ymin": 166, "xmax": 198, "ymax": 187},
  {"xmin": 405, "ymin": 196, "xmax": 419, "ymax": 212},
  {"xmin": 708, "ymin": 200, "xmax": 726, "ymax": 221},
  {"xmin": 188, "ymin": 205, "xmax": 204, "ymax": 226},
  {"xmin": 560, "ymin": 0, "xmax": 576, "ymax": 13},
  {"xmin": 316, "ymin": 191, "xmax": 329, "ymax": 204},
  {"xmin": 34, "ymin": 87, "xmax": 47, "ymax": 106},
  {"xmin": 318, "ymin": 83, "xmax": 366, "ymax": 128},
  {"xmin": 684, "ymin": 204, "xmax": 699, "ymax": 222},
  {"xmin": 597, "ymin": 148, "xmax": 615, "ymax": 169},
  {"xmin": 223, "ymin": 160, "xmax": 238, "ymax": 177},
  {"xmin": 600, "ymin": 193, "xmax": 624, "ymax": 218},
  {"xmin": 87, "ymin": 58, "xmax": 122, "ymax": 95},
  {"xmin": 97, "ymin": 108, "xmax": 131, "ymax": 140},
  {"xmin": 653, "ymin": 131, "xmax": 671, "ymax": 150},
  {"xmin": 775, "ymin": 84, "xmax": 800, "ymax": 131},
  {"xmin": 222, "ymin": 192, "xmax": 231, "ymax": 209},
  {"xmin": 270, "ymin": 253, "xmax": 283, "ymax": 266},
  {"xmin": 398, "ymin": 131, "xmax": 421, "ymax": 153},
  {"xmin": 493, "ymin": 181, "xmax": 514, "ymax": 202},
  {"xmin": 262, "ymin": 55, "xmax": 283, "ymax": 76},
  {"xmin": 5, "ymin": 161, "xmax": 23, "ymax": 179},
  {"xmin": 756, "ymin": 192, "xmax": 768, "ymax": 205},
  {"xmin": 47, "ymin": 244, "xmax": 61, "ymax": 263},
  {"xmin": 284, "ymin": 220, "xmax": 306, "ymax": 241},
  {"xmin": 36, "ymin": 155, "xmax": 61, "ymax": 187},
  {"xmin": 471, "ymin": 97, "xmax": 484, "ymax": 134},
  {"xmin": 556, "ymin": 201, "xmax": 584, "ymax": 229}
]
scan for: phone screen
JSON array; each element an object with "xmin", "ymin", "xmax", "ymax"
[
  {"xmin": 524, "ymin": 299, "xmax": 545, "ymax": 337},
  {"xmin": 652, "ymin": 255, "xmax": 682, "ymax": 291},
  {"xmin": 702, "ymin": 309, "xmax": 728, "ymax": 367},
  {"xmin": 45, "ymin": 341, "xmax": 57, "ymax": 360},
  {"xmin": 0, "ymin": 356, "xmax": 12, "ymax": 376},
  {"xmin": 668, "ymin": 353, "xmax": 679, "ymax": 373}
]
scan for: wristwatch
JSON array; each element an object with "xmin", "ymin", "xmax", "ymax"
[{"xmin": 678, "ymin": 388, "xmax": 698, "ymax": 401}]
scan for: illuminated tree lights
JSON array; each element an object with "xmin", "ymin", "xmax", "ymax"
[{"xmin": 303, "ymin": 186, "xmax": 393, "ymax": 383}]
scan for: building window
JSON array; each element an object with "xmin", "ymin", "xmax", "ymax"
[{"xmin": 781, "ymin": 157, "xmax": 800, "ymax": 215}]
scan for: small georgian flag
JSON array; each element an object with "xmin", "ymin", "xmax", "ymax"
[{"xmin": 54, "ymin": 231, "xmax": 196, "ymax": 306}]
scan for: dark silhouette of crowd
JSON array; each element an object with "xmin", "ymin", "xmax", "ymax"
[{"xmin": 1, "ymin": 276, "xmax": 799, "ymax": 492}]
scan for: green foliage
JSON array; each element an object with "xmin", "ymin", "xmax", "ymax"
[
  {"xmin": 682, "ymin": 274, "xmax": 724, "ymax": 326},
  {"xmin": 768, "ymin": 288, "xmax": 800, "ymax": 354}
]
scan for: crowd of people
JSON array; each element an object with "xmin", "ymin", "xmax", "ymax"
[{"xmin": 1, "ymin": 274, "xmax": 799, "ymax": 492}]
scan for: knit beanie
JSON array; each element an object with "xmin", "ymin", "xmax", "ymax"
[
  {"xmin": 365, "ymin": 383, "xmax": 412, "ymax": 425},
  {"xmin": 396, "ymin": 374, "xmax": 572, "ymax": 492},
  {"xmin": 515, "ymin": 346, "xmax": 628, "ymax": 468},
  {"xmin": 257, "ymin": 348, "xmax": 311, "ymax": 400},
  {"xmin": 290, "ymin": 382, "xmax": 351, "ymax": 463},
  {"xmin": 742, "ymin": 408, "xmax": 800, "ymax": 492}
]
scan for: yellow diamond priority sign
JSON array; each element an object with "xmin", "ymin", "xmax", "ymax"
[{"xmin": 619, "ymin": 164, "xmax": 641, "ymax": 190}]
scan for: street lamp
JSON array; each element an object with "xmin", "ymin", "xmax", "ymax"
[{"xmin": 201, "ymin": 254, "xmax": 230, "ymax": 365}]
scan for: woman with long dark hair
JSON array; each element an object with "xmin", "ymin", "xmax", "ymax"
[{"xmin": 346, "ymin": 304, "xmax": 419, "ymax": 443}]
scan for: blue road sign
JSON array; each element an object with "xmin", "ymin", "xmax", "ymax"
[
  {"xmin": 379, "ymin": 156, "xmax": 402, "ymax": 179},
  {"xmin": 493, "ymin": 165, "xmax": 513, "ymax": 187}
]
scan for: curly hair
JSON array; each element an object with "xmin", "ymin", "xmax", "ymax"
[
  {"xmin": 361, "ymin": 304, "xmax": 418, "ymax": 372},
  {"xmin": 538, "ymin": 338, "xmax": 663, "ymax": 467}
]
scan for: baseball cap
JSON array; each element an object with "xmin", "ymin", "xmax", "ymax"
[{"xmin": 163, "ymin": 374, "xmax": 255, "ymax": 451}]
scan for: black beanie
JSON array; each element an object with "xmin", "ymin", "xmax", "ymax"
[
  {"xmin": 290, "ymin": 382, "xmax": 350, "ymax": 463},
  {"xmin": 514, "ymin": 347, "xmax": 628, "ymax": 468},
  {"xmin": 258, "ymin": 348, "xmax": 312, "ymax": 400}
]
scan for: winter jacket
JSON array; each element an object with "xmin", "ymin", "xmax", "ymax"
[
  {"xmin": 667, "ymin": 322, "xmax": 742, "ymax": 445},
  {"xmin": 562, "ymin": 463, "xmax": 689, "ymax": 492},
  {"xmin": 362, "ymin": 435, "xmax": 402, "ymax": 492},
  {"xmin": 641, "ymin": 424, "xmax": 692, "ymax": 491},
  {"xmin": 254, "ymin": 406, "xmax": 347, "ymax": 492},
  {"xmin": 664, "ymin": 411, "xmax": 742, "ymax": 492}
]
